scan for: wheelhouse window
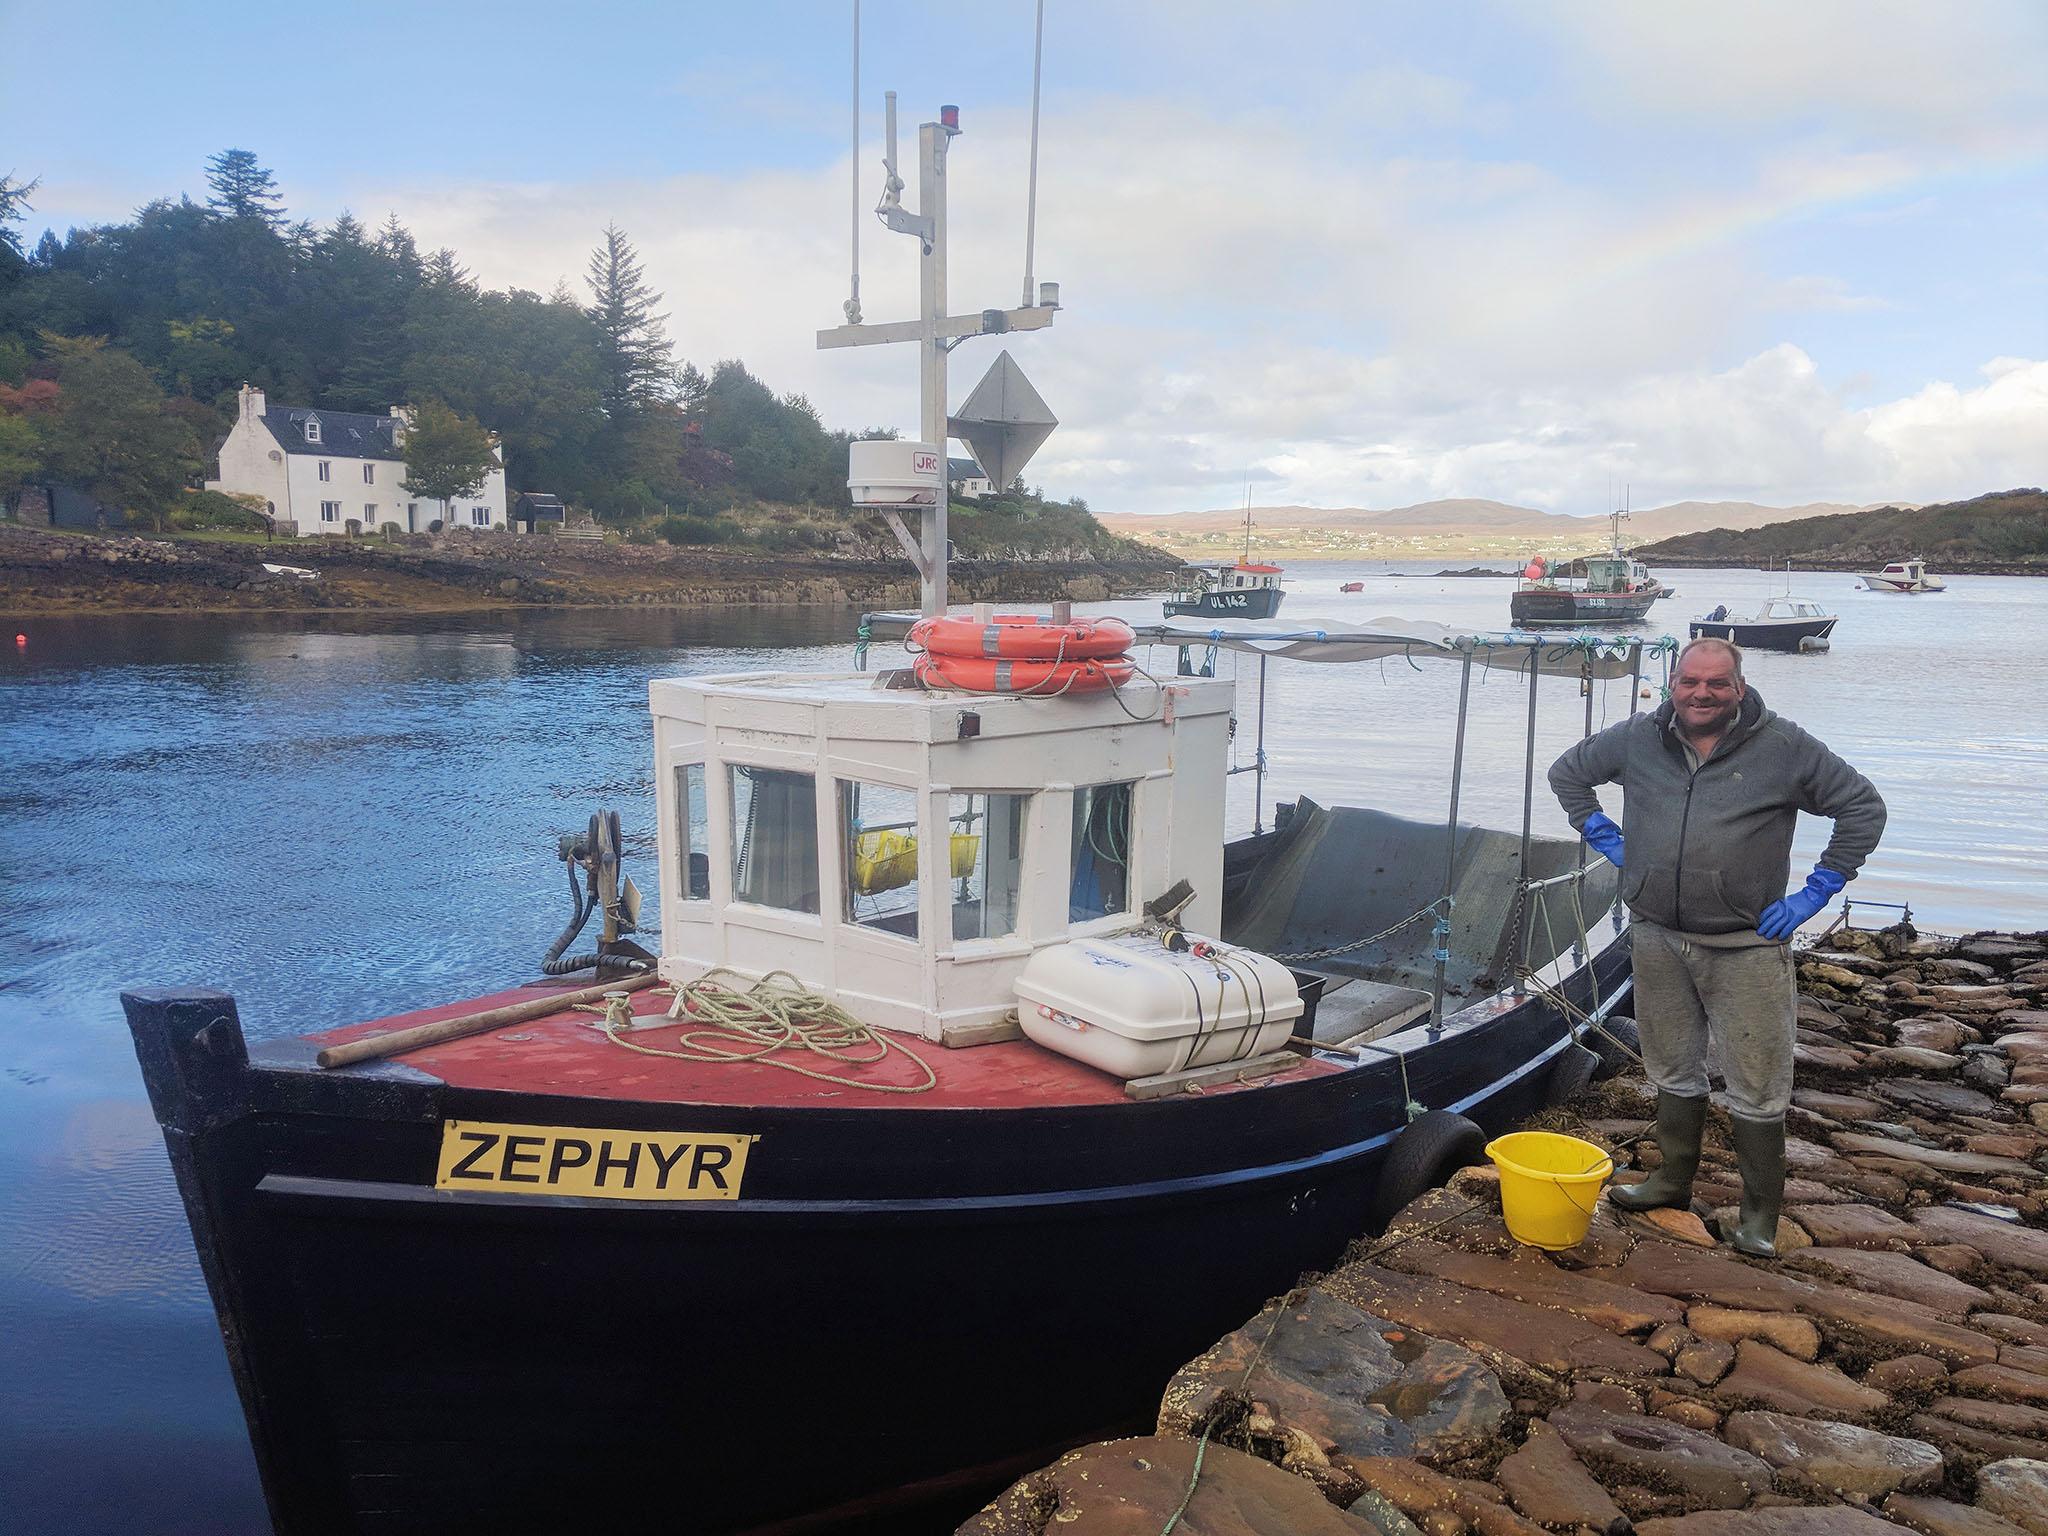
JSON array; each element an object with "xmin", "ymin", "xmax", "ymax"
[
  {"xmin": 950, "ymin": 791, "xmax": 1028, "ymax": 940},
  {"xmin": 674, "ymin": 763, "xmax": 709, "ymax": 900},
  {"xmin": 840, "ymin": 780, "xmax": 919, "ymax": 940},
  {"xmin": 1070, "ymin": 781, "xmax": 1134, "ymax": 922},
  {"xmin": 729, "ymin": 765, "xmax": 819, "ymax": 914}
]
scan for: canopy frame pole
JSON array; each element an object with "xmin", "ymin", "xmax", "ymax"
[
  {"xmin": 1430, "ymin": 649, "xmax": 1475, "ymax": 1032},
  {"xmin": 1252, "ymin": 653, "xmax": 1270, "ymax": 834},
  {"xmin": 1513, "ymin": 647, "xmax": 1541, "ymax": 995}
]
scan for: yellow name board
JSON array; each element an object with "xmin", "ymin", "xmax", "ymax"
[{"xmin": 434, "ymin": 1119, "xmax": 754, "ymax": 1201}]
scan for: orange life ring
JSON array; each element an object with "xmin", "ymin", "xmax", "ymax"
[
  {"xmin": 913, "ymin": 652, "xmax": 1135, "ymax": 695},
  {"xmin": 909, "ymin": 613, "xmax": 1135, "ymax": 661}
]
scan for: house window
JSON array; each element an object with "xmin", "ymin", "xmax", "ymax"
[
  {"xmin": 304, "ymin": 417, "xmax": 321, "ymax": 444},
  {"xmin": 317, "ymin": 461, "xmax": 331, "ymax": 482},
  {"xmin": 364, "ymin": 504, "xmax": 377, "ymax": 524},
  {"xmin": 470, "ymin": 506, "xmax": 489, "ymax": 527},
  {"xmin": 1070, "ymin": 781, "xmax": 1134, "ymax": 922},
  {"xmin": 949, "ymin": 791, "xmax": 1028, "ymax": 940},
  {"xmin": 362, "ymin": 463, "xmax": 375, "ymax": 484},
  {"xmin": 320, "ymin": 501, "xmax": 341, "ymax": 523},
  {"xmin": 841, "ymin": 780, "xmax": 919, "ymax": 941},
  {"xmin": 729, "ymin": 765, "xmax": 819, "ymax": 915},
  {"xmin": 675, "ymin": 764, "xmax": 709, "ymax": 900}
]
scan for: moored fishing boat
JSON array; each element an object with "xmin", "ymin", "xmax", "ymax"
[
  {"xmin": 1509, "ymin": 511, "xmax": 1662, "ymax": 627},
  {"xmin": 121, "ymin": 70, "xmax": 1661, "ymax": 1536}
]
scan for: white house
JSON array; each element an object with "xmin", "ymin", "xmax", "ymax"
[
  {"xmin": 208, "ymin": 384, "xmax": 508, "ymax": 537},
  {"xmin": 947, "ymin": 455, "xmax": 995, "ymax": 500}
]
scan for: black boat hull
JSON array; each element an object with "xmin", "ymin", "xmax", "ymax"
[
  {"xmin": 1688, "ymin": 617, "xmax": 1836, "ymax": 651},
  {"xmin": 124, "ymin": 930, "xmax": 1631, "ymax": 1536},
  {"xmin": 1163, "ymin": 586, "xmax": 1286, "ymax": 619},
  {"xmin": 1509, "ymin": 590, "xmax": 1657, "ymax": 626}
]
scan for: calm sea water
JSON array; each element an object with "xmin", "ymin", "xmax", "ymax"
[{"xmin": 2, "ymin": 565, "xmax": 2043, "ymax": 1532}]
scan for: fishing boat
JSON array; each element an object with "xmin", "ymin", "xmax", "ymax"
[
  {"xmin": 1165, "ymin": 558, "xmax": 1287, "ymax": 617},
  {"xmin": 1341, "ymin": 580, "xmax": 1365, "ymax": 593},
  {"xmin": 1165, "ymin": 486, "xmax": 1287, "ymax": 618},
  {"xmin": 1860, "ymin": 557, "xmax": 1946, "ymax": 593},
  {"xmin": 1509, "ymin": 511, "xmax": 1662, "ymax": 627},
  {"xmin": 122, "ymin": 78, "xmax": 1651, "ymax": 1536},
  {"xmin": 1690, "ymin": 597, "xmax": 1838, "ymax": 652}
]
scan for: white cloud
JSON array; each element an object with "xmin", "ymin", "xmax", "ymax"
[
  {"xmin": 352, "ymin": 59, "xmax": 2042, "ymax": 518},
  {"xmin": 1515, "ymin": 0, "xmax": 2048, "ymax": 150}
]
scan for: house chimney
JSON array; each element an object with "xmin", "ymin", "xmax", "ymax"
[{"xmin": 241, "ymin": 383, "xmax": 265, "ymax": 421}]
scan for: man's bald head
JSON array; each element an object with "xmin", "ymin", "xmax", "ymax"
[{"xmin": 1677, "ymin": 635, "xmax": 1744, "ymax": 680}]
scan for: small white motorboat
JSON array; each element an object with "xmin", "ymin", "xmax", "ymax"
[
  {"xmin": 1860, "ymin": 558, "xmax": 1946, "ymax": 593},
  {"xmin": 1691, "ymin": 597, "xmax": 1837, "ymax": 652}
]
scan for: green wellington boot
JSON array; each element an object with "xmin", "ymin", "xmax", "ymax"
[
  {"xmin": 1729, "ymin": 1114, "xmax": 1788, "ymax": 1259},
  {"xmin": 1609, "ymin": 1092, "xmax": 1709, "ymax": 1212}
]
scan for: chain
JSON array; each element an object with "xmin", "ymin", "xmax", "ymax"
[{"xmin": 1270, "ymin": 895, "xmax": 1452, "ymax": 963}]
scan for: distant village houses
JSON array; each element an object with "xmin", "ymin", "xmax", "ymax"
[{"xmin": 208, "ymin": 384, "xmax": 508, "ymax": 537}]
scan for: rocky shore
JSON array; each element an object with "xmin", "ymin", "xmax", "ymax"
[
  {"xmin": 0, "ymin": 524, "xmax": 1173, "ymax": 615},
  {"xmin": 967, "ymin": 925, "xmax": 2048, "ymax": 1536}
]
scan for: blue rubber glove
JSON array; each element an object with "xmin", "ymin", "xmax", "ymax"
[
  {"xmin": 1758, "ymin": 865, "xmax": 1847, "ymax": 940},
  {"xmin": 1580, "ymin": 811, "xmax": 1625, "ymax": 869}
]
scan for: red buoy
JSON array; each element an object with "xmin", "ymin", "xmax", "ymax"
[{"xmin": 1522, "ymin": 556, "xmax": 1547, "ymax": 580}]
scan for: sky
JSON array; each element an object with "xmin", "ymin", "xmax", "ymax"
[{"xmin": 4, "ymin": 0, "xmax": 2044, "ymax": 516}]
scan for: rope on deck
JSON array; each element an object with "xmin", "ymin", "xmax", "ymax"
[{"xmin": 594, "ymin": 968, "xmax": 938, "ymax": 1094}]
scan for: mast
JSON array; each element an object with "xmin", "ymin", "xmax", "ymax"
[{"xmin": 819, "ymin": 100, "xmax": 1061, "ymax": 616}]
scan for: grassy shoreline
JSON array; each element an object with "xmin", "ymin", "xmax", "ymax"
[{"xmin": 0, "ymin": 523, "xmax": 1176, "ymax": 617}]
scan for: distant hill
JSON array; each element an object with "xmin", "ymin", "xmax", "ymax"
[
  {"xmin": 1095, "ymin": 497, "xmax": 1887, "ymax": 557},
  {"xmin": 1633, "ymin": 488, "xmax": 2048, "ymax": 572}
]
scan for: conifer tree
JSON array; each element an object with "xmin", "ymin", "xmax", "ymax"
[
  {"xmin": 584, "ymin": 223, "xmax": 674, "ymax": 419},
  {"xmin": 0, "ymin": 171, "xmax": 38, "ymax": 258},
  {"xmin": 204, "ymin": 149, "xmax": 286, "ymax": 225}
]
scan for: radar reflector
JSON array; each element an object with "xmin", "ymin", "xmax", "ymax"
[{"xmin": 948, "ymin": 351, "xmax": 1057, "ymax": 492}]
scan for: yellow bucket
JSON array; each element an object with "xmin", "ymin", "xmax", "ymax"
[{"xmin": 1486, "ymin": 1131, "xmax": 1614, "ymax": 1251}]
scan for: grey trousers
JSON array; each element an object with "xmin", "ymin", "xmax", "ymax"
[{"xmin": 1630, "ymin": 918, "xmax": 1796, "ymax": 1121}]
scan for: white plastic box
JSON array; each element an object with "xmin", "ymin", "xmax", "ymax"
[{"xmin": 1015, "ymin": 932, "xmax": 1304, "ymax": 1080}]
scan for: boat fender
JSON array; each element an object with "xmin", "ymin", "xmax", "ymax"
[
  {"xmin": 1584, "ymin": 1015, "xmax": 1639, "ymax": 1082},
  {"xmin": 1546, "ymin": 1041, "xmax": 1600, "ymax": 1103},
  {"xmin": 1368, "ymin": 1109, "xmax": 1487, "ymax": 1232}
]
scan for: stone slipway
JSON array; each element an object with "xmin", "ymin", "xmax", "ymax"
[{"xmin": 964, "ymin": 925, "xmax": 2048, "ymax": 1536}]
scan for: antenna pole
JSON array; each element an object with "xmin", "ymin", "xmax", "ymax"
[
  {"xmin": 846, "ymin": 1, "xmax": 862, "ymax": 324},
  {"xmin": 919, "ymin": 119, "xmax": 951, "ymax": 613},
  {"xmin": 1021, "ymin": 0, "xmax": 1045, "ymax": 308}
]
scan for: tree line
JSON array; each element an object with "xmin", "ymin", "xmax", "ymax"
[{"xmin": 0, "ymin": 151, "xmax": 887, "ymax": 534}]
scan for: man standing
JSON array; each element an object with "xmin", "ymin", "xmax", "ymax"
[{"xmin": 1548, "ymin": 637, "xmax": 1885, "ymax": 1257}]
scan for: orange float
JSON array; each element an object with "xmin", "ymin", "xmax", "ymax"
[
  {"xmin": 913, "ymin": 652, "xmax": 1136, "ymax": 695},
  {"xmin": 909, "ymin": 613, "xmax": 1135, "ymax": 662}
]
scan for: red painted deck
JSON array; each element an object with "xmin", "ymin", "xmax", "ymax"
[{"xmin": 313, "ymin": 984, "xmax": 1343, "ymax": 1110}]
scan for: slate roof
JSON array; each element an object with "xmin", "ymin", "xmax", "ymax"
[
  {"xmin": 948, "ymin": 456, "xmax": 990, "ymax": 481},
  {"xmin": 514, "ymin": 492, "xmax": 565, "ymax": 519},
  {"xmin": 261, "ymin": 405, "xmax": 403, "ymax": 460}
]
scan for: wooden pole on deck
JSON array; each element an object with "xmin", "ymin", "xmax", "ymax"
[{"xmin": 316, "ymin": 972, "xmax": 662, "ymax": 1070}]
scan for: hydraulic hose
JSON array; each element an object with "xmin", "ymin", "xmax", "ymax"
[{"xmin": 541, "ymin": 857, "xmax": 601, "ymax": 976}]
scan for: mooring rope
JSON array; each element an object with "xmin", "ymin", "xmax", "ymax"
[{"xmin": 594, "ymin": 968, "xmax": 938, "ymax": 1094}]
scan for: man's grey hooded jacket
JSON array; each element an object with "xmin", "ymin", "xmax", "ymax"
[{"xmin": 1548, "ymin": 687, "xmax": 1885, "ymax": 938}]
